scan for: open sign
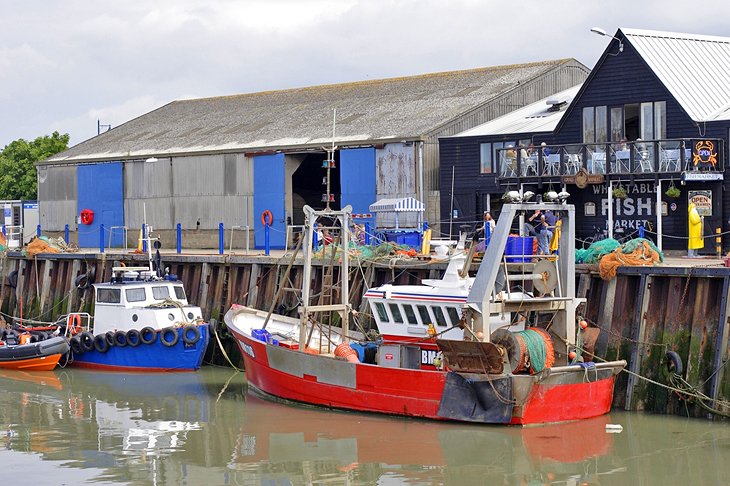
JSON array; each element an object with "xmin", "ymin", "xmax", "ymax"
[{"xmin": 689, "ymin": 190, "xmax": 712, "ymax": 216}]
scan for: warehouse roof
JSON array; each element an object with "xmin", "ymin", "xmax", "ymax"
[{"xmin": 44, "ymin": 59, "xmax": 585, "ymax": 164}]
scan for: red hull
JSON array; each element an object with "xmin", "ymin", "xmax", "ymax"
[{"xmin": 233, "ymin": 331, "xmax": 620, "ymax": 425}]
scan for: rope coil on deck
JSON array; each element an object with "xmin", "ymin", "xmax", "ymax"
[{"xmin": 513, "ymin": 328, "xmax": 555, "ymax": 374}]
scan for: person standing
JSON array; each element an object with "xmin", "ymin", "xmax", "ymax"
[{"xmin": 688, "ymin": 202, "xmax": 704, "ymax": 257}]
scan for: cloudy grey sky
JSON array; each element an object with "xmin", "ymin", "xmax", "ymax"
[{"xmin": 1, "ymin": 0, "xmax": 728, "ymax": 148}]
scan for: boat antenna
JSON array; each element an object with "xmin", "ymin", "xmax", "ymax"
[
  {"xmin": 143, "ymin": 202, "xmax": 154, "ymax": 274},
  {"xmin": 322, "ymin": 109, "xmax": 337, "ymax": 211}
]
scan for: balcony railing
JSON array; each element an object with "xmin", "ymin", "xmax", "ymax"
[{"xmin": 496, "ymin": 139, "xmax": 724, "ymax": 180}]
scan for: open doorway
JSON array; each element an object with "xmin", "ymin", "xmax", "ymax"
[{"xmin": 291, "ymin": 151, "xmax": 341, "ymax": 225}]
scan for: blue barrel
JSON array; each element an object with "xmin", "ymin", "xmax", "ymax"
[{"xmin": 505, "ymin": 236, "xmax": 535, "ymax": 262}]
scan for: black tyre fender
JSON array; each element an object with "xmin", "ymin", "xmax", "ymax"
[
  {"xmin": 126, "ymin": 329, "xmax": 141, "ymax": 347},
  {"xmin": 114, "ymin": 330, "xmax": 128, "ymax": 347},
  {"xmin": 75, "ymin": 274, "xmax": 89, "ymax": 290},
  {"xmin": 140, "ymin": 327, "xmax": 157, "ymax": 345},
  {"xmin": 93, "ymin": 334, "xmax": 109, "ymax": 353},
  {"xmin": 666, "ymin": 350, "xmax": 683, "ymax": 375},
  {"xmin": 105, "ymin": 331, "xmax": 116, "ymax": 347},
  {"xmin": 70, "ymin": 335, "xmax": 83, "ymax": 355},
  {"xmin": 29, "ymin": 334, "xmax": 39, "ymax": 343},
  {"xmin": 160, "ymin": 327, "xmax": 179, "ymax": 347},
  {"xmin": 6, "ymin": 270, "xmax": 18, "ymax": 289},
  {"xmin": 80, "ymin": 332, "xmax": 95, "ymax": 352},
  {"xmin": 182, "ymin": 325, "xmax": 201, "ymax": 345}
]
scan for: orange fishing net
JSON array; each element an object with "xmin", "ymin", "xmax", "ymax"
[
  {"xmin": 25, "ymin": 238, "xmax": 61, "ymax": 258},
  {"xmin": 598, "ymin": 240, "xmax": 662, "ymax": 280}
]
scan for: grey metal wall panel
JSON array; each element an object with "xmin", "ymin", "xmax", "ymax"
[
  {"xmin": 375, "ymin": 143, "xmax": 419, "ymax": 228},
  {"xmin": 38, "ymin": 165, "xmax": 77, "ymax": 231},
  {"xmin": 173, "ymin": 155, "xmax": 225, "ymax": 196}
]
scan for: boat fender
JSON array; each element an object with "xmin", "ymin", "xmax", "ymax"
[
  {"xmin": 261, "ymin": 209, "xmax": 274, "ymax": 227},
  {"xmin": 80, "ymin": 332, "xmax": 95, "ymax": 352},
  {"xmin": 19, "ymin": 333, "xmax": 32, "ymax": 345},
  {"xmin": 105, "ymin": 331, "xmax": 116, "ymax": 347},
  {"xmin": 29, "ymin": 333, "xmax": 39, "ymax": 343},
  {"xmin": 208, "ymin": 318, "xmax": 218, "ymax": 338},
  {"xmin": 6, "ymin": 270, "xmax": 18, "ymax": 289},
  {"xmin": 75, "ymin": 267, "xmax": 97, "ymax": 290},
  {"xmin": 93, "ymin": 334, "xmax": 109, "ymax": 353},
  {"xmin": 666, "ymin": 350, "xmax": 683, "ymax": 375},
  {"xmin": 114, "ymin": 330, "xmax": 128, "ymax": 347},
  {"xmin": 67, "ymin": 313, "xmax": 83, "ymax": 335},
  {"xmin": 140, "ymin": 326, "xmax": 157, "ymax": 345},
  {"xmin": 182, "ymin": 325, "xmax": 201, "ymax": 345},
  {"xmin": 69, "ymin": 335, "xmax": 83, "ymax": 355},
  {"xmin": 160, "ymin": 327, "xmax": 179, "ymax": 347},
  {"xmin": 126, "ymin": 329, "xmax": 141, "ymax": 347}
]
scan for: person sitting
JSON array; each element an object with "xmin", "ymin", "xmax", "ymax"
[{"xmin": 540, "ymin": 142, "xmax": 550, "ymax": 157}]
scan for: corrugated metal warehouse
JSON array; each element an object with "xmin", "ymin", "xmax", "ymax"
[{"xmin": 40, "ymin": 59, "xmax": 588, "ymax": 249}]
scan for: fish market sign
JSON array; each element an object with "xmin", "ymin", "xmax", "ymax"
[
  {"xmin": 588, "ymin": 182, "xmax": 655, "ymax": 232},
  {"xmin": 681, "ymin": 171, "xmax": 723, "ymax": 182},
  {"xmin": 689, "ymin": 190, "xmax": 712, "ymax": 216}
]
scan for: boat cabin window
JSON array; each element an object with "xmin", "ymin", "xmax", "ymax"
[
  {"xmin": 152, "ymin": 286, "xmax": 170, "ymax": 300},
  {"xmin": 432, "ymin": 307, "xmax": 448, "ymax": 327},
  {"xmin": 97, "ymin": 288, "xmax": 121, "ymax": 304},
  {"xmin": 446, "ymin": 307, "xmax": 461, "ymax": 325},
  {"xmin": 402, "ymin": 304, "xmax": 418, "ymax": 325},
  {"xmin": 125, "ymin": 288, "xmax": 147, "ymax": 303},
  {"xmin": 388, "ymin": 304, "xmax": 404, "ymax": 324},
  {"xmin": 174, "ymin": 286, "xmax": 186, "ymax": 300},
  {"xmin": 374, "ymin": 302, "xmax": 389, "ymax": 322},
  {"xmin": 417, "ymin": 305, "xmax": 431, "ymax": 325}
]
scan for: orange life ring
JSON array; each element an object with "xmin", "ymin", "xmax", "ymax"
[
  {"xmin": 261, "ymin": 210, "xmax": 274, "ymax": 227},
  {"xmin": 67, "ymin": 313, "xmax": 83, "ymax": 335}
]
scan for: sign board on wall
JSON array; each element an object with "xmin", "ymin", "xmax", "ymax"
[{"xmin": 688, "ymin": 190, "xmax": 712, "ymax": 216}]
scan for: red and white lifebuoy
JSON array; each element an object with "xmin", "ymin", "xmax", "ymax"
[
  {"xmin": 80, "ymin": 208, "xmax": 94, "ymax": 225},
  {"xmin": 261, "ymin": 209, "xmax": 273, "ymax": 227}
]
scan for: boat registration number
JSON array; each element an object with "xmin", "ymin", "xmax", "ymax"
[{"xmin": 240, "ymin": 340, "xmax": 255, "ymax": 359}]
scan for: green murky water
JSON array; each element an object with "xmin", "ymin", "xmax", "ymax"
[{"xmin": 0, "ymin": 367, "xmax": 728, "ymax": 485}]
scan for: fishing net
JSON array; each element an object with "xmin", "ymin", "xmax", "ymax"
[
  {"xmin": 577, "ymin": 238, "xmax": 620, "ymax": 264},
  {"xmin": 598, "ymin": 238, "xmax": 664, "ymax": 280}
]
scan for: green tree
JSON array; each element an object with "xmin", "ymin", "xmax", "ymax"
[{"xmin": 0, "ymin": 131, "xmax": 69, "ymax": 200}]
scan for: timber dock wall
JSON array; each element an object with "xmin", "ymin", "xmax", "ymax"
[{"xmin": 0, "ymin": 252, "xmax": 728, "ymax": 419}]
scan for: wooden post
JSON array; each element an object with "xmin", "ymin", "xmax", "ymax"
[
  {"xmin": 246, "ymin": 263, "xmax": 260, "ymax": 307},
  {"xmin": 710, "ymin": 275, "xmax": 730, "ymax": 416},
  {"xmin": 625, "ymin": 274, "xmax": 651, "ymax": 410}
]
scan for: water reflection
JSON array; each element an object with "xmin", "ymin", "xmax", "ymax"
[{"xmin": 0, "ymin": 368, "xmax": 728, "ymax": 485}]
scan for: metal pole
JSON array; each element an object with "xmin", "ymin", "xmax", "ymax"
[
  {"xmin": 364, "ymin": 222, "xmax": 370, "ymax": 245},
  {"xmin": 64, "ymin": 224, "xmax": 69, "ymax": 243},
  {"xmin": 176, "ymin": 223, "xmax": 182, "ymax": 254},
  {"xmin": 265, "ymin": 222, "xmax": 270, "ymax": 256},
  {"xmin": 36, "ymin": 224, "xmax": 41, "ymax": 237},
  {"xmin": 608, "ymin": 180, "xmax": 614, "ymax": 239},
  {"xmin": 449, "ymin": 165, "xmax": 455, "ymax": 237},
  {"xmin": 656, "ymin": 182, "xmax": 663, "ymax": 251},
  {"xmin": 100, "ymin": 224, "xmax": 105, "ymax": 253},
  {"xmin": 219, "ymin": 222, "xmax": 224, "ymax": 255},
  {"xmin": 142, "ymin": 223, "xmax": 147, "ymax": 253}
]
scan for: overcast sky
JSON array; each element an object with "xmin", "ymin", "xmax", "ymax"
[{"xmin": 1, "ymin": 0, "xmax": 728, "ymax": 149}]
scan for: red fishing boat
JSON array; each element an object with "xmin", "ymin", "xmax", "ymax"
[{"xmin": 225, "ymin": 202, "xmax": 625, "ymax": 425}]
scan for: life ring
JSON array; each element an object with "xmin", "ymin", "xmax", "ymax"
[
  {"xmin": 93, "ymin": 334, "xmax": 109, "ymax": 353},
  {"xmin": 80, "ymin": 332, "xmax": 95, "ymax": 352},
  {"xmin": 261, "ymin": 209, "xmax": 274, "ymax": 227},
  {"xmin": 160, "ymin": 327, "xmax": 179, "ymax": 347},
  {"xmin": 140, "ymin": 326, "xmax": 157, "ymax": 345},
  {"xmin": 666, "ymin": 350, "xmax": 683, "ymax": 375},
  {"xmin": 80, "ymin": 208, "xmax": 94, "ymax": 225},
  {"xmin": 126, "ymin": 329, "xmax": 141, "ymax": 347},
  {"xmin": 114, "ymin": 330, "xmax": 128, "ymax": 347},
  {"xmin": 182, "ymin": 325, "xmax": 201, "ymax": 345},
  {"xmin": 67, "ymin": 314, "xmax": 83, "ymax": 335}
]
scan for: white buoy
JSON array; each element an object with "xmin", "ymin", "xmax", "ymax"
[{"xmin": 605, "ymin": 424, "xmax": 623, "ymax": 433}]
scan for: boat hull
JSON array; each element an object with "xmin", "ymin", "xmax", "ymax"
[
  {"xmin": 0, "ymin": 336, "xmax": 70, "ymax": 371},
  {"xmin": 232, "ymin": 328, "xmax": 624, "ymax": 426},
  {"xmin": 69, "ymin": 325, "xmax": 209, "ymax": 372}
]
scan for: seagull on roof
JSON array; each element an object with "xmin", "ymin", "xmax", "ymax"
[{"xmin": 502, "ymin": 191, "xmax": 522, "ymax": 203}]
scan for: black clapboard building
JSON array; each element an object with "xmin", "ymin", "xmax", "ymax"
[{"xmin": 440, "ymin": 28, "xmax": 730, "ymax": 252}]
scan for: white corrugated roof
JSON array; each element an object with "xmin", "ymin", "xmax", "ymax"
[
  {"xmin": 453, "ymin": 85, "xmax": 581, "ymax": 137},
  {"xmin": 622, "ymin": 28, "xmax": 730, "ymax": 122},
  {"xmin": 369, "ymin": 197, "xmax": 425, "ymax": 213}
]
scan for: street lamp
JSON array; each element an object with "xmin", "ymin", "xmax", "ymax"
[{"xmin": 590, "ymin": 27, "xmax": 624, "ymax": 55}]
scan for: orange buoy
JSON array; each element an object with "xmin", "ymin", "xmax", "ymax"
[
  {"xmin": 569, "ymin": 351, "xmax": 577, "ymax": 360},
  {"xmin": 580, "ymin": 319, "xmax": 589, "ymax": 330}
]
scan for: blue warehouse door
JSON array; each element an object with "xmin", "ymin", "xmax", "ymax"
[
  {"xmin": 254, "ymin": 153, "xmax": 286, "ymax": 249},
  {"xmin": 340, "ymin": 147, "xmax": 376, "ymax": 228},
  {"xmin": 77, "ymin": 163, "xmax": 124, "ymax": 248}
]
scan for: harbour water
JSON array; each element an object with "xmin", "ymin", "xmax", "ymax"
[{"xmin": 0, "ymin": 367, "xmax": 728, "ymax": 485}]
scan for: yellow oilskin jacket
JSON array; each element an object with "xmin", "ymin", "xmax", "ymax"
[{"xmin": 688, "ymin": 203, "xmax": 704, "ymax": 250}]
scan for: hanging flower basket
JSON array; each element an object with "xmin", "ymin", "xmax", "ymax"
[
  {"xmin": 612, "ymin": 186, "xmax": 628, "ymax": 199},
  {"xmin": 665, "ymin": 183, "xmax": 681, "ymax": 199}
]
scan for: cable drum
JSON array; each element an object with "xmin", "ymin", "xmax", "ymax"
[{"xmin": 491, "ymin": 328, "xmax": 555, "ymax": 374}]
